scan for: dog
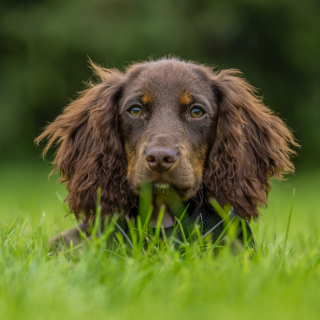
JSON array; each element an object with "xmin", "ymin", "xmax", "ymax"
[{"xmin": 36, "ymin": 57, "xmax": 297, "ymax": 248}]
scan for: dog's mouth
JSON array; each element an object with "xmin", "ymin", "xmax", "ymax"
[
  {"xmin": 153, "ymin": 182, "xmax": 173, "ymax": 194},
  {"xmin": 152, "ymin": 181, "xmax": 197, "ymax": 200}
]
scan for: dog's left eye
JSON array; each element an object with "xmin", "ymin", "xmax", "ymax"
[
  {"xmin": 190, "ymin": 107, "xmax": 204, "ymax": 118},
  {"xmin": 129, "ymin": 106, "xmax": 143, "ymax": 116}
]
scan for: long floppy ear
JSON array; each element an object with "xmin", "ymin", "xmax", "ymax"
[
  {"xmin": 204, "ymin": 69, "xmax": 299, "ymax": 221},
  {"xmin": 36, "ymin": 62, "xmax": 135, "ymax": 223}
]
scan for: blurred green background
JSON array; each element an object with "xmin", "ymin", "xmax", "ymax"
[{"xmin": 0, "ymin": 0, "xmax": 319, "ymax": 233}]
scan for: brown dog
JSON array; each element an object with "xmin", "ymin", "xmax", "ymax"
[{"xmin": 36, "ymin": 58, "xmax": 297, "ymax": 246}]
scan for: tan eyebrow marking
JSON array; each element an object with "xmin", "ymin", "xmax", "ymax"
[
  {"xmin": 141, "ymin": 92, "xmax": 152, "ymax": 105},
  {"xmin": 180, "ymin": 93, "xmax": 192, "ymax": 105}
]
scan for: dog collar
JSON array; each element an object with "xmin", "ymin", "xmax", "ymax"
[{"xmin": 113, "ymin": 204, "xmax": 253, "ymax": 248}]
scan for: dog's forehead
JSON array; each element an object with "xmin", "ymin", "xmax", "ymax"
[{"xmin": 123, "ymin": 60, "xmax": 213, "ymax": 103}]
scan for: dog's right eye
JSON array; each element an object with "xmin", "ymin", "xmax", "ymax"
[{"xmin": 129, "ymin": 106, "xmax": 143, "ymax": 116}]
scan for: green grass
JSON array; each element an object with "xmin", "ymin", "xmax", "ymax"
[{"xmin": 1, "ymin": 160, "xmax": 320, "ymax": 320}]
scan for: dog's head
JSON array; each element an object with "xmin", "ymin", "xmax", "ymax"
[
  {"xmin": 121, "ymin": 60, "xmax": 217, "ymax": 202},
  {"xmin": 36, "ymin": 58, "xmax": 297, "ymax": 222}
]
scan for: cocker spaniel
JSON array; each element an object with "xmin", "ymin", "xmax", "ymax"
[{"xmin": 36, "ymin": 58, "xmax": 297, "ymax": 247}]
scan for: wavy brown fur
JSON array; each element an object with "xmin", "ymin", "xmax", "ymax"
[
  {"xmin": 36, "ymin": 65, "xmax": 136, "ymax": 222},
  {"xmin": 204, "ymin": 68, "xmax": 298, "ymax": 221}
]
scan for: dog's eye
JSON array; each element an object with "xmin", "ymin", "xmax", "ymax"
[
  {"xmin": 129, "ymin": 106, "xmax": 143, "ymax": 116},
  {"xmin": 190, "ymin": 107, "xmax": 204, "ymax": 118}
]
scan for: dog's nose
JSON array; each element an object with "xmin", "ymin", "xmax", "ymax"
[{"xmin": 145, "ymin": 147, "xmax": 177, "ymax": 172}]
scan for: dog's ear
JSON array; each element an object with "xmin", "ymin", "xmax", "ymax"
[
  {"xmin": 204, "ymin": 69, "xmax": 298, "ymax": 221},
  {"xmin": 36, "ymin": 62, "xmax": 134, "ymax": 222}
]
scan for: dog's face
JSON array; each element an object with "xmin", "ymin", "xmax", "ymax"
[
  {"xmin": 37, "ymin": 58, "xmax": 296, "ymax": 223},
  {"xmin": 119, "ymin": 61, "xmax": 217, "ymax": 201}
]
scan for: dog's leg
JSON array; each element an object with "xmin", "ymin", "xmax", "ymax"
[{"xmin": 48, "ymin": 223, "xmax": 90, "ymax": 251}]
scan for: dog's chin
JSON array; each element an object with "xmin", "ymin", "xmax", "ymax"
[
  {"xmin": 173, "ymin": 186, "xmax": 199, "ymax": 201},
  {"xmin": 152, "ymin": 182, "xmax": 199, "ymax": 201},
  {"xmin": 130, "ymin": 178, "xmax": 200, "ymax": 201}
]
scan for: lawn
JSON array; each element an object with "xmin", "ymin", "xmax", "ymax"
[{"xmin": 0, "ymin": 160, "xmax": 319, "ymax": 320}]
